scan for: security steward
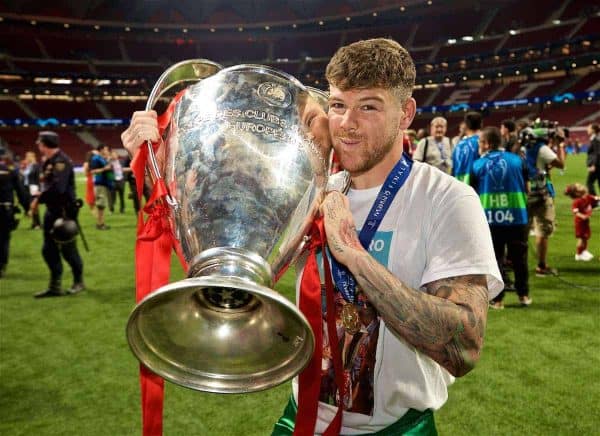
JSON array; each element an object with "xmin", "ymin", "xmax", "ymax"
[
  {"xmin": 471, "ymin": 127, "xmax": 531, "ymax": 309},
  {"xmin": 0, "ymin": 148, "xmax": 27, "ymax": 278},
  {"xmin": 29, "ymin": 131, "xmax": 85, "ymax": 297}
]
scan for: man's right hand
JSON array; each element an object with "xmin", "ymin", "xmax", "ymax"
[{"xmin": 120, "ymin": 111, "xmax": 160, "ymax": 157}]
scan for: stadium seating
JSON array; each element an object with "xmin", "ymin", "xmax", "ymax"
[
  {"xmin": 0, "ymin": 0, "xmax": 597, "ymax": 163},
  {"xmin": 1, "ymin": 128, "xmax": 91, "ymax": 163},
  {"xmin": 0, "ymin": 99, "xmax": 29, "ymax": 118}
]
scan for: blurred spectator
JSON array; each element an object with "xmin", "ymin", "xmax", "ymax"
[
  {"xmin": 83, "ymin": 150, "xmax": 96, "ymax": 210},
  {"xmin": 586, "ymin": 123, "xmax": 600, "ymax": 195},
  {"xmin": 0, "ymin": 150, "xmax": 28, "ymax": 278},
  {"xmin": 451, "ymin": 121, "xmax": 466, "ymax": 147},
  {"xmin": 21, "ymin": 151, "xmax": 41, "ymax": 229},
  {"xmin": 452, "ymin": 112, "xmax": 482, "ymax": 184},
  {"xmin": 110, "ymin": 150, "xmax": 126, "ymax": 214},
  {"xmin": 516, "ymin": 119, "xmax": 529, "ymax": 137},
  {"xmin": 413, "ymin": 117, "xmax": 452, "ymax": 173},
  {"xmin": 90, "ymin": 144, "xmax": 112, "ymax": 230},
  {"xmin": 500, "ymin": 119, "xmax": 519, "ymax": 154},
  {"xmin": 122, "ymin": 155, "xmax": 150, "ymax": 214}
]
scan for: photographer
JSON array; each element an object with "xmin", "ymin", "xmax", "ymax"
[{"xmin": 521, "ymin": 122, "xmax": 565, "ymax": 276}]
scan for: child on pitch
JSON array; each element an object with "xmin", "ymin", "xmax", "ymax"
[{"xmin": 564, "ymin": 183, "xmax": 599, "ymax": 261}]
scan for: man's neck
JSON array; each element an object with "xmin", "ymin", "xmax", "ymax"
[
  {"xmin": 466, "ymin": 130, "xmax": 478, "ymax": 137},
  {"xmin": 350, "ymin": 145, "xmax": 403, "ymax": 190}
]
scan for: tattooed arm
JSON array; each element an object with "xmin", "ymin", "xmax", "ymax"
[{"xmin": 321, "ymin": 191, "xmax": 489, "ymax": 377}]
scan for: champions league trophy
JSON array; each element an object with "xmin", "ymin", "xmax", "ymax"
[{"xmin": 126, "ymin": 60, "xmax": 330, "ymax": 394}]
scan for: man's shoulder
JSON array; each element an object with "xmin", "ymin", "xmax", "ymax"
[
  {"xmin": 90, "ymin": 154, "xmax": 105, "ymax": 165},
  {"xmin": 456, "ymin": 135, "xmax": 477, "ymax": 148},
  {"xmin": 538, "ymin": 144, "xmax": 557, "ymax": 162},
  {"xmin": 54, "ymin": 150, "xmax": 72, "ymax": 163},
  {"xmin": 455, "ymin": 138, "xmax": 467, "ymax": 148},
  {"xmin": 410, "ymin": 161, "xmax": 476, "ymax": 200},
  {"xmin": 500, "ymin": 150, "xmax": 522, "ymax": 164}
]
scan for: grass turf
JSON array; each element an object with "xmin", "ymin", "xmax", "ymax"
[{"xmin": 0, "ymin": 153, "xmax": 598, "ymax": 435}]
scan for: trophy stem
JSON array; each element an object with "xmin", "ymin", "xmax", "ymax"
[{"xmin": 187, "ymin": 247, "xmax": 273, "ymax": 312}]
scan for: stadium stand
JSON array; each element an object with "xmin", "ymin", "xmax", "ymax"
[
  {"xmin": 0, "ymin": 0, "xmax": 598, "ymax": 162},
  {"xmin": 0, "ymin": 99, "xmax": 29, "ymax": 118}
]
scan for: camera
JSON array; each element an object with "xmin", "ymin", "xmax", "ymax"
[{"xmin": 519, "ymin": 118, "xmax": 568, "ymax": 149}]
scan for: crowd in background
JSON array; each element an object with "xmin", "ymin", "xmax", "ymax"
[
  {"xmin": 0, "ymin": 117, "xmax": 598, "ymax": 307},
  {"xmin": 402, "ymin": 115, "xmax": 599, "ymax": 309}
]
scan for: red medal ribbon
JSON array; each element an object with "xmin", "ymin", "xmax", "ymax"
[
  {"xmin": 131, "ymin": 89, "xmax": 188, "ymax": 436},
  {"xmin": 294, "ymin": 219, "xmax": 325, "ymax": 436},
  {"xmin": 322, "ymin": 248, "xmax": 344, "ymax": 436},
  {"xmin": 294, "ymin": 217, "xmax": 344, "ymax": 436}
]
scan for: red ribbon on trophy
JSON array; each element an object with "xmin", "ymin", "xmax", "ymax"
[
  {"xmin": 293, "ymin": 217, "xmax": 344, "ymax": 436},
  {"xmin": 131, "ymin": 92, "xmax": 187, "ymax": 436}
]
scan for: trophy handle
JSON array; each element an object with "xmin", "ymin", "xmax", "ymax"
[{"xmin": 143, "ymin": 59, "xmax": 223, "ymax": 206}]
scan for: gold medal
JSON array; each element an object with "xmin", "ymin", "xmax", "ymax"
[{"xmin": 341, "ymin": 304, "xmax": 361, "ymax": 335}]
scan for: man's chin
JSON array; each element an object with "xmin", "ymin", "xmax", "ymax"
[{"xmin": 339, "ymin": 160, "xmax": 368, "ymax": 177}]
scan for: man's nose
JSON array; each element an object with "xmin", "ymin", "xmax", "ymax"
[{"xmin": 339, "ymin": 109, "xmax": 358, "ymax": 131}]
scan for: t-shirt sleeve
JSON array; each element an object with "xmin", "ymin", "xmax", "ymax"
[
  {"xmin": 421, "ymin": 190, "xmax": 503, "ymax": 300},
  {"xmin": 538, "ymin": 145, "xmax": 557, "ymax": 165}
]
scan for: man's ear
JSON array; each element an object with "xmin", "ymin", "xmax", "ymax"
[{"xmin": 400, "ymin": 97, "xmax": 417, "ymax": 130}]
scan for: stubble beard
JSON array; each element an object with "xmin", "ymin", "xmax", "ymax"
[{"xmin": 334, "ymin": 120, "xmax": 400, "ymax": 177}]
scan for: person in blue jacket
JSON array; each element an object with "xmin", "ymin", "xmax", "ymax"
[{"xmin": 471, "ymin": 126, "xmax": 531, "ymax": 309}]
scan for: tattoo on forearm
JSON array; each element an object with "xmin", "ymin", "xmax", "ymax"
[
  {"xmin": 354, "ymin": 255, "xmax": 488, "ymax": 377},
  {"xmin": 340, "ymin": 219, "xmax": 361, "ymax": 250},
  {"xmin": 325, "ymin": 201, "xmax": 338, "ymax": 221},
  {"xmin": 328, "ymin": 234, "xmax": 345, "ymax": 255}
]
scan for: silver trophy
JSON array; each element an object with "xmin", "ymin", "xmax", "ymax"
[{"xmin": 126, "ymin": 61, "xmax": 329, "ymax": 394}]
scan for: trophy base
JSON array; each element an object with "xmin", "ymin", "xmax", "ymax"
[{"xmin": 126, "ymin": 248, "xmax": 314, "ymax": 394}]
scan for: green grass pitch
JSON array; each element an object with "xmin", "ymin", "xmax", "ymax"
[{"xmin": 1, "ymin": 153, "xmax": 598, "ymax": 435}]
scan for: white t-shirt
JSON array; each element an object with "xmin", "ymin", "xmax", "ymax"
[
  {"xmin": 293, "ymin": 161, "xmax": 503, "ymax": 434},
  {"xmin": 536, "ymin": 144, "xmax": 557, "ymax": 171}
]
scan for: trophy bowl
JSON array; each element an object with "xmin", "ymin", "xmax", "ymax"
[{"xmin": 126, "ymin": 62, "xmax": 328, "ymax": 393}]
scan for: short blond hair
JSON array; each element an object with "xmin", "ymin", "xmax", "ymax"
[{"xmin": 325, "ymin": 38, "xmax": 416, "ymax": 103}]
